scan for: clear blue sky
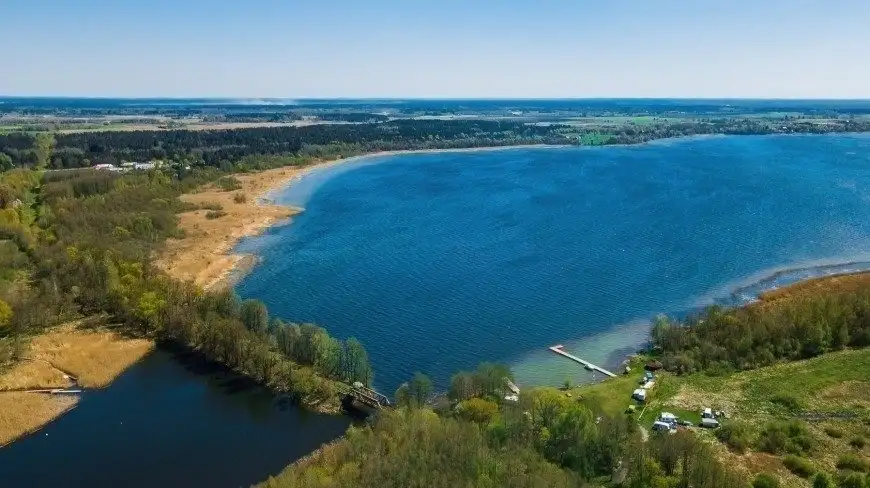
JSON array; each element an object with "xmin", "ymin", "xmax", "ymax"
[{"xmin": 2, "ymin": 0, "xmax": 868, "ymax": 98}]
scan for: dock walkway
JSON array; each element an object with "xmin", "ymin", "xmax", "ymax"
[{"xmin": 548, "ymin": 345, "xmax": 617, "ymax": 378}]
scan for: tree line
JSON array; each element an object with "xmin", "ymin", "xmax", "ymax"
[
  {"xmin": 0, "ymin": 120, "xmax": 570, "ymax": 169},
  {"xmin": 4, "ymin": 116, "xmax": 870, "ymax": 171},
  {"xmin": 651, "ymin": 282, "xmax": 870, "ymax": 374}
]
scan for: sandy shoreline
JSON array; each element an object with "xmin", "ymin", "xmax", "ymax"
[{"xmin": 158, "ymin": 144, "xmax": 567, "ymax": 290}]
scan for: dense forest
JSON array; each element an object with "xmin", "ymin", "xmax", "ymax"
[{"xmin": 0, "ymin": 121, "xmax": 571, "ymax": 168}]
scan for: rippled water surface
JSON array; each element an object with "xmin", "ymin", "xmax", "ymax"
[{"xmin": 237, "ymin": 135, "xmax": 870, "ymax": 391}]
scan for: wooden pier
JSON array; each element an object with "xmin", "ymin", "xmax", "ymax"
[{"xmin": 548, "ymin": 345, "xmax": 617, "ymax": 378}]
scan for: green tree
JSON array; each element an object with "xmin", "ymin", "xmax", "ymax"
[
  {"xmin": 240, "ymin": 299, "xmax": 268, "ymax": 334},
  {"xmin": 136, "ymin": 291, "xmax": 165, "ymax": 329},
  {"xmin": 405, "ymin": 372, "xmax": 431, "ymax": 408},
  {"xmin": 342, "ymin": 337, "xmax": 372, "ymax": 385},
  {"xmin": 449, "ymin": 371, "xmax": 478, "ymax": 401},
  {"xmin": 0, "ymin": 153, "xmax": 13, "ymax": 172},
  {"xmin": 32, "ymin": 133, "xmax": 56, "ymax": 170}
]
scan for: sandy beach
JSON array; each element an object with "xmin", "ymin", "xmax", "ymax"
[{"xmin": 157, "ymin": 144, "xmax": 564, "ymax": 290}]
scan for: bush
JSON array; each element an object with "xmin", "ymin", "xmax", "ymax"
[
  {"xmin": 838, "ymin": 472, "xmax": 867, "ymax": 488},
  {"xmin": 200, "ymin": 201, "xmax": 223, "ymax": 211},
  {"xmin": 455, "ymin": 397, "xmax": 499, "ymax": 424},
  {"xmin": 753, "ymin": 473, "xmax": 780, "ymax": 488},
  {"xmin": 812, "ymin": 472, "xmax": 833, "ymax": 488},
  {"xmin": 850, "ymin": 437, "xmax": 867, "ymax": 449},
  {"xmin": 770, "ymin": 393, "xmax": 803, "ymax": 412},
  {"xmin": 233, "ymin": 192, "xmax": 247, "ymax": 204},
  {"xmin": 216, "ymin": 176, "xmax": 241, "ymax": 191},
  {"xmin": 836, "ymin": 453, "xmax": 869, "ymax": 472},
  {"xmin": 825, "ymin": 426, "xmax": 845, "ymax": 438},
  {"xmin": 757, "ymin": 420, "xmax": 814, "ymax": 455},
  {"xmin": 716, "ymin": 420, "xmax": 753, "ymax": 453},
  {"xmin": 783, "ymin": 455, "xmax": 816, "ymax": 478},
  {"xmin": 205, "ymin": 210, "xmax": 226, "ymax": 220}
]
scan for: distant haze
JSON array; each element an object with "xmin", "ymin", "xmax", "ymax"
[{"xmin": 2, "ymin": 0, "xmax": 869, "ymax": 98}]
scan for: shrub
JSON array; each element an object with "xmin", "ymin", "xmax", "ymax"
[
  {"xmin": 812, "ymin": 472, "xmax": 833, "ymax": 488},
  {"xmin": 205, "ymin": 210, "xmax": 226, "ymax": 220},
  {"xmin": 850, "ymin": 437, "xmax": 866, "ymax": 449},
  {"xmin": 836, "ymin": 453, "xmax": 869, "ymax": 472},
  {"xmin": 455, "ymin": 397, "xmax": 499, "ymax": 424},
  {"xmin": 783, "ymin": 455, "xmax": 816, "ymax": 478},
  {"xmin": 716, "ymin": 420, "xmax": 753, "ymax": 453},
  {"xmin": 200, "ymin": 202, "xmax": 223, "ymax": 211},
  {"xmin": 770, "ymin": 393, "xmax": 803, "ymax": 412},
  {"xmin": 216, "ymin": 176, "xmax": 241, "ymax": 191},
  {"xmin": 757, "ymin": 420, "xmax": 814, "ymax": 455},
  {"xmin": 753, "ymin": 473, "xmax": 780, "ymax": 488},
  {"xmin": 825, "ymin": 426, "xmax": 845, "ymax": 439},
  {"xmin": 233, "ymin": 192, "xmax": 247, "ymax": 204},
  {"xmin": 838, "ymin": 472, "xmax": 867, "ymax": 488}
]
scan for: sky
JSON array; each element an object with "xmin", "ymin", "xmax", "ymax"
[{"xmin": 2, "ymin": 0, "xmax": 869, "ymax": 98}]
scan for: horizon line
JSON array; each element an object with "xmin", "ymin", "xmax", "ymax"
[{"xmin": 3, "ymin": 95, "xmax": 870, "ymax": 102}]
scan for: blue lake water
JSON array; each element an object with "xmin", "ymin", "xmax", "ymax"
[{"xmin": 236, "ymin": 135, "xmax": 870, "ymax": 393}]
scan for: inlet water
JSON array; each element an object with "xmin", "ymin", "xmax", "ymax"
[
  {"xmin": 236, "ymin": 135, "xmax": 870, "ymax": 392},
  {"xmin": 0, "ymin": 351, "xmax": 350, "ymax": 487}
]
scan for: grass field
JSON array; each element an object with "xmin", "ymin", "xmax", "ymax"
[
  {"xmin": 665, "ymin": 349, "xmax": 869, "ymax": 486},
  {"xmin": 568, "ymin": 348, "xmax": 870, "ymax": 486}
]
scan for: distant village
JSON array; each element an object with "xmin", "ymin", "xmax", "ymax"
[{"xmin": 91, "ymin": 160, "xmax": 172, "ymax": 172}]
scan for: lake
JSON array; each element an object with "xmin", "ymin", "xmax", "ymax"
[
  {"xmin": 0, "ymin": 350, "xmax": 350, "ymax": 488},
  {"xmin": 236, "ymin": 135, "xmax": 870, "ymax": 392}
]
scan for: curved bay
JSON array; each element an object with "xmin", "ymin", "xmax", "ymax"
[{"xmin": 237, "ymin": 135, "xmax": 870, "ymax": 391}]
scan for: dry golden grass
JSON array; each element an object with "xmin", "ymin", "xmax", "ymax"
[
  {"xmin": 156, "ymin": 166, "xmax": 305, "ymax": 289},
  {"xmin": 27, "ymin": 324, "xmax": 154, "ymax": 388},
  {"xmin": 0, "ymin": 392, "xmax": 77, "ymax": 447},
  {"xmin": 0, "ymin": 359, "xmax": 71, "ymax": 391},
  {"xmin": 758, "ymin": 271, "xmax": 870, "ymax": 308}
]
